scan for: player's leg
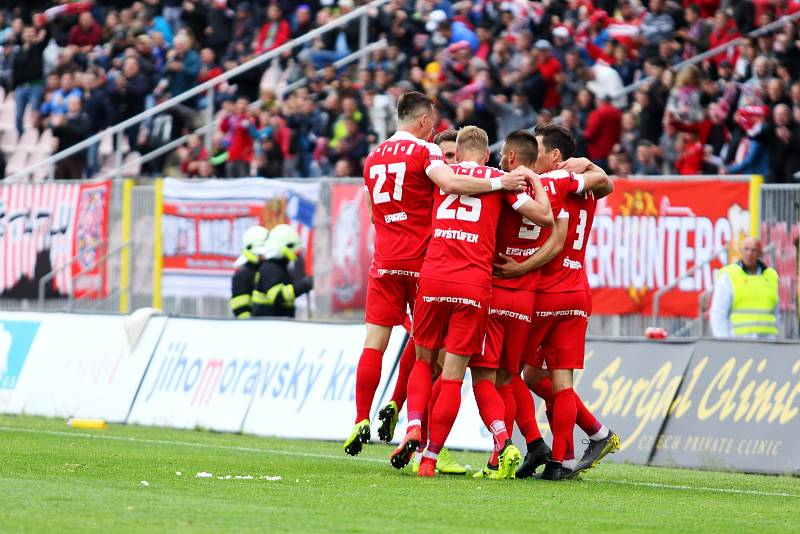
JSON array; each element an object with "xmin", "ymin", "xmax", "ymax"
[
  {"xmin": 377, "ymin": 317, "xmax": 415, "ymax": 442},
  {"xmin": 419, "ymin": 351, "xmax": 470, "ymax": 477}
]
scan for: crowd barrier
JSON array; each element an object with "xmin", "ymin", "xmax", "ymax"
[{"xmin": 1, "ymin": 310, "xmax": 798, "ymax": 474}]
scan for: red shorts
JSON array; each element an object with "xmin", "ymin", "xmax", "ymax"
[
  {"xmin": 365, "ymin": 273, "xmax": 419, "ymax": 326},
  {"xmin": 412, "ymin": 278, "xmax": 489, "ymax": 357},
  {"xmin": 472, "ymin": 286, "xmax": 535, "ymax": 371},
  {"xmin": 524, "ymin": 290, "xmax": 589, "ymax": 370}
]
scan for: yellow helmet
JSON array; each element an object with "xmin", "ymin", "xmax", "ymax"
[
  {"xmin": 265, "ymin": 224, "xmax": 302, "ymax": 261},
  {"xmin": 241, "ymin": 226, "xmax": 269, "ymax": 262}
]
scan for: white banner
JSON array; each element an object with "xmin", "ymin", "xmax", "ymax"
[
  {"xmin": 128, "ymin": 318, "xmax": 405, "ymax": 436},
  {"xmin": 161, "ymin": 178, "xmax": 320, "ymax": 298},
  {"xmin": 0, "ymin": 311, "xmax": 164, "ymax": 421}
]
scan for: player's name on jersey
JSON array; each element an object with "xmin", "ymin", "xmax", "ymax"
[
  {"xmin": 562, "ymin": 257, "xmax": 582, "ymax": 270},
  {"xmin": 383, "ymin": 211, "xmax": 408, "ymax": 223},
  {"xmin": 505, "ymin": 246, "xmax": 539, "ymax": 257},
  {"xmin": 433, "ymin": 228, "xmax": 479, "ymax": 243}
]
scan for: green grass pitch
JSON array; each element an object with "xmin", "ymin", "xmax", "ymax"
[{"xmin": 1, "ymin": 415, "xmax": 798, "ymax": 532}]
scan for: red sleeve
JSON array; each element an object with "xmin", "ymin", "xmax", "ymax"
[
  {"xmin": 276, "ymin": 21, "xmax": 291, "ymax": 48},
  {"xmin": 67, "ymin": 27, "xmax": 79, "ymax": 46},
  {"xmin": 254, "ymin": 24, "xmax": 268, "ymax": 54},
  {"xmin": 584, "ymin": 110, "xmax": 600, "ymax": 141},
  {"xmin": 538, "ymin": 58, "xmax": 561, "ymax": 81}
]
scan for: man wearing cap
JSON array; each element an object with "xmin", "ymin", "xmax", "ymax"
[{"xmin": 710, "ymin": 237, "xmax": 779, "ymax": 339}]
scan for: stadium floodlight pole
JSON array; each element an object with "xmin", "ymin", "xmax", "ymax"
[{"xmin": 6, "ymin": 0, "xmax": 390, "ymax": 183}]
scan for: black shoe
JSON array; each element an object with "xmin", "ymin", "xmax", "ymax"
[
  {"xmin": 515, "ymin": 438, "xmax": 552, "ymax": 479},
  {"xmin": 377, "ymin": 401, "xmax": 398, "ymax": 443},
  {"xmin": 537, "ymin": 460, "xmax": 574, "ymax": 481},
  {"xmin": 572, "ymin": 430, "xmax": 621, "ymax": 475}
]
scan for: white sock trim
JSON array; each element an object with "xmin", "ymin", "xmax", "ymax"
[
  {"xmin": 563, "ymin": 459, "xmax": 577, "ymax": 470},
  {"xmin": 408, "ymin": 419, "xmax": 421, "ymax": 429},
  {"xmin": 423, "ymin": 450, "xmax": 438, "ymax": 460},
  {"xmin": 589, "ymin": 425, "xmax": 609, "ymax": 441}
]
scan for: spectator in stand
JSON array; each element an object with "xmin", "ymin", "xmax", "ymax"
[
  {"xmin": 109, "ymin": 57, "xmax": 150, "ymax": 152},
  {"xmin": 666, "ymin": 65, "xmax": 705, "ymax": 126},
  {"xmin": 334, "ymin": 158, "xmax": 353, "ymax": 178},
  {"xmin": 178, "ymin": 134, "xmax": 209, "ymax": 177},
  {"xmin": 680, "ymin": 5, "xmax": 712, "ymax": 60},
  {"xmin": 725, "ymin": 106, "xmax": 770, "ymax": 176},
  {"xmin": 674, "ymin": 132, "xmax": 705, "ymax": 175},
  {"xmin": 67, "ymin": 11, "xmax": 102, "ymax": 66},
  {"xmin": 254, "ymin": 4, "xmax": 290, "ymax": 55},
  {"xmin": 221, "ymin": 97, "xmax": 257, "ymax": 177},
  {"xmin": 640, "ymin": 0, "xmax": 676, "ymax": 59},
  {"xmin": 40, "ymin": 72, "xmax": 82, "ymax": 127},
  {"xmin": 205, "ymin": 0, "xmax": 232, "ymax": 60},
  {"xmin": 11, "ymin": 25, "xmax": 46, "ymax": 135},
  {"xmin": 333, "ymin": 117, "xmax": 368, "ymax": 174},
  {"xmin": 583, "ymin": 95, "xmax": 622, "ymax": 169},
  {"xmin": 82, "ymin": 69, "xmax": 113, "ymax": 177},
  {"xmin": 52, "ymin": 96, "xmax": 91, "ymax": 179},
  {"xmin": 634, "ymin": 140, "xmax": 661, "ymax": 175},
  {"xmin": 767, "ymin": 104, "xmax": 800, "ymax": 183},
  {"xmin": 533, "ymin": 39, "xmax": 562, "ymax": 111},
  {"xmin": 161, "ymin": 33, "xmax": 200, "ymax": 101}
]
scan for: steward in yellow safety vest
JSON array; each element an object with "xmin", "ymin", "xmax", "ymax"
[
  {"xmin": 709, "ymin": 237, "xmax": 779, "ymax": 339},
  {"xmin": 230, "ymin": 226, "xmax": 269, "ymax": 319},
  {"xmin": 252, "ymin": 224, "xmax": 314, "ymax": 318}
]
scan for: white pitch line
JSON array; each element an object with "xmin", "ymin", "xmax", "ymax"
[
  {"xmin": 2, "ymin": 426, "xmax": 799, "ymax": 498},
  {"xmin": 590, "ymin": 478, "xmax": 800, "ymax": 499},
  {"xmin": 0, "ymin": 426, "xmax": 385, "ymax": 464}
]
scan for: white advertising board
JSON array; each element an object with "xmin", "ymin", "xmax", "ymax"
[
  {"xmin": 129, "ymin": 318, "xmax": 405, "ymax": 436},
  {"xmin": 0, "ymin": 311, "xmax": 165, "ymax": 421}
]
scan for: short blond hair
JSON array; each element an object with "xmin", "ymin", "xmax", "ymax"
[{"xmin": 456, "ymin": 125, "xmax": 489, "ymax": 154}]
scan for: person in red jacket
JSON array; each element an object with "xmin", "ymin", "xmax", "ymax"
[
  {"xmin": 683, "ymin": 0, "xmax": 720, "ymax": 18},
  {"xmin": 67, "ymin": 12, "xmax": 102, "ymax": 55},
  {"xmin": 583, "ymin": 95, "xmax": 622, "ymax": 168},
  {"xmin": 254, "ymin": 4, "xmax": 291, "ymax": 55},
  {"xmin": 674, "ymin": 132, "xmax": 704, "ymax": 175},
  {"xmin": 709, "ymin": 10, "xmax": 740, "ymax": 68},
  {"xmin": 221, "ymin": 97, "xmax": 257, "ymax": 177},
  {"xmin": 535, "ymin": 39, "xmax": 562, "ymax": 110}
]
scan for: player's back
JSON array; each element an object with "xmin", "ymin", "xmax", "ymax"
[
  {"xmin": 421, "ymin": 161, "xmax": 506, "ymax": 287},
  {"xmin": 494, "ymin": 171, "xmax": 575, "ymax": 291},
  {"xmin": 539, "ymin": 187, "xmax": 597, "ymax": 293},
  {"xmin": 363, "ymin": 132, "xmax": 443, "ymax": 274}
]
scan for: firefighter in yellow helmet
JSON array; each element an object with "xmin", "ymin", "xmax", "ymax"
[
  {"xmin": 252, "ymin": 224, "xmax": 314, "ymax": 317},
  {"xmin": 230, "ymin": 226, "xmax": 269, "ymax": 319}
]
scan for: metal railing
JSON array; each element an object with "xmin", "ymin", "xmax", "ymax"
[
  {"xmin": 7, "ymin": 0, "xmax": 390, "ymax": 182},
  {"xmin": 91, "ymin": 40, "xmax": 388, "ymax": 181},
  {"xmin": 488, "ymin": 10, "xmax": 800, "ymax": 154},
  {"xmin": 37, "ymin": 240, "xmax": 131, "ymax": 311}
]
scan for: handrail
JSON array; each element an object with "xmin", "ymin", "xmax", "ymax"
[
  {"xmin": 92, "ymin": 40, "xmax": 388, "ymax": 181},
  {"xmin": 8, "ymin": 0, "xmax": 390, "ymax": 182},
  {"xmin": 38, "ymin": 239, "xmax": 106, "ymax": 307},
  {"xmin": 651, "ymin": 244, "xmax": 728, "ymax": 324},
  {"xmin": 67, "ymin": 240, "xmax": 132, "ymax": 311},
  {"xmin": 651, "ymin": 243, "xmax": 777, "ymax": 324},
  {"xmin": 488, "ymin": 10, "xmax": 800, "ymax": 155}
]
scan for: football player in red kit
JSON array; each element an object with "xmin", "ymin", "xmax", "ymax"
[
  {"xmin": 496, "ymin": 123, "xmax": 618, "ymax": 480},
  {"xmin": 344, "ymin": 94, "xmax": 527, "ymax": 456},
  {"xmin": 390, "ymin": 126, "xmax": 554, "ymax": 478}
]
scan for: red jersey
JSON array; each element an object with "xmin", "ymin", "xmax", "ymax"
[
  {"xmin": 363, "ymin": 131, "xmax": 446, "ymax": 276},
  {"xmin": 493, "ymin": 170, "xmax": 576, "ymax": 291},
  {"xmin": 421, "ymin": 161, "xmax": 530, "ymax": 288},
  {"xmin": 539, "ymin": 182, "xmax": 598, "ymax": 294}
]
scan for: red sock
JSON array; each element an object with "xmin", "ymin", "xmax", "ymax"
[
  {"xmin": 532, "ymin": 376, "xmax": 555, "ymax": 430},
  {"xmin": 355, "ymin": 348, "xmax": 382, "ymax": 423},
  {"xmin": 421, "ymin": 376, "xmax": 442, "ymax": 450},
  {"xmin": 405, "ymin": 359, "xmax": 432, "ymax": 429},
  {"xmin": 511, "ymin": 375, "xmax": 541, "ymax": 443},
  {"xmin": 473, "ymin": 378, "xmax": 509, "ymax": 453},
  {"xmin": 389, "ymin": 337, "xmax": 416, "ymax": 411},
  {"xmin": 497, "ymin": 384, "xmax": 516, "ymax": 437},
  {"xmin": 575, "ymin": 393, "xmax": 602, "ymax": 436},
  {"xmin": 551, "ymin": 388, "xmax": 577, "ymax": 463},
  {"xmin": 427, "ymin": 379, "xmax": 463, "ymax": 454}
]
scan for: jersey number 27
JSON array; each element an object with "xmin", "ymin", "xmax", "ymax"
[{"xmin": 369, "ymin": 163, "xmax": 406, "ymax": 204}]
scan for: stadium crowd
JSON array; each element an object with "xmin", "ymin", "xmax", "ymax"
[{"xmin": 2, "ymin": 0, "xmax": 800, "ymax": 181}]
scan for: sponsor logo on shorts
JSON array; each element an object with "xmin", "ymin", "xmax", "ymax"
[
  {"xmin": 562, "ymin": 257, "xmax": 582, "ymax": 270},
  {"xmin": 384, "ymin": 211, "xmax": 408, "ymax": 223},
  {"xmin": 505, "ymin": 246, "xmax": 539, "ymax": 257},
  {"xmin": 536, "ymin": 309, "xmax": 588, "ymax": 318},
  {"xmin": 433, "ymin": 228, "xmax": 479, "ymax": 243},
  {"xmin": 422, "ymin": 295, "xmax": 482, "ymax": 308},
  {"xmin": 489, "ymin": 308, "xmax": 531, "ymax": 322},
  {"xmin": 377, "ymin": 269, "xmax": 420, "ymax": 277}
]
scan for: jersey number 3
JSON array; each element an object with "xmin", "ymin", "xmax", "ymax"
[
  {"xmin": 369, "ymin": 163, "xmax": 406, "ymax": 204},
  {"xmin": 573, "ymin": 209, "xmax": 587, "ymax": 250}
]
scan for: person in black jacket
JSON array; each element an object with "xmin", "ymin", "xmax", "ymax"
[
  {"xmin": 110, "ymin": 57, "xmax": 150, "ymax": 152},
  {"xmin": 82, "ymin": 70, "xmax": 113, "ymax": 177},
  {"xmin": 11, "ymin": 26, "xmax": 46, "ymax": 135},
  {"xmin": 52, "ymin": 96, "xmax": 92, "ymax": 180},
  {"xmin": 230, "ymin": 226, "xmax": 270, "ymax": 319},
  {"xmin": 252, "ymin": 224, "xmax": 313, "ymax": 318}
]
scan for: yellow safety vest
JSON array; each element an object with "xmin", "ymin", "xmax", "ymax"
[{"xmin": 722, "ymin": 263, "xmax": 779, "ymax": 336}]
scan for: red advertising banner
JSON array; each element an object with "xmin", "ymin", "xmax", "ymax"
[
  {"xmin": 0, "ymin": 181, "xmax": 110, "ymax": 300},
  {"xmin": 329, "ymin": 184, "xmax": 373, "ymax": 312},
  {"xmin": 587, "ymin": 179, "xmax": 750, "ymax": 317}
]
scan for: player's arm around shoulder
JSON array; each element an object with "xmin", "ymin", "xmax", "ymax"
[
  {"xmin": 558, "ymin": 157, "xmax": 614, "ymax": 199},
  {"xmin": 508, "ymin": 166, "xmax": 554, "ymax": 227},
  {"xmin": 426, "ymin": 144, "xmax": 526, "ymax": 195}
]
